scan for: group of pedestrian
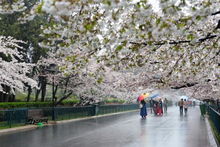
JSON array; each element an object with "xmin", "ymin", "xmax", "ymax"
[
  {"xmin": 138, "ymin": 94, "xmax": 169, "ymax": 119},
  {"xmin": 138, "ymin": 93, "xmax": 190, "ymax": 119},
  {"xmin": 151, "ymin": 98, "xmax": 168, "ymax": 116},
  {"xmin": 178, "ymin": 99, "xmax": 189, "ymax": 115}
]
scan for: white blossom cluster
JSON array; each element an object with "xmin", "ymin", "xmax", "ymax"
[
  {"xmin": 0, "ymin": 36, "xmax": 37, "ymax": 94},
  {"xmin": 0, "ymin": 0, "xmax": 26, "ymax": 14}
]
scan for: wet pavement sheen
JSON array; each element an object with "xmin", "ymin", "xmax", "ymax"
[{"xmin": 0, "ymin": 106, "xmax": 211, "ymax": 147}]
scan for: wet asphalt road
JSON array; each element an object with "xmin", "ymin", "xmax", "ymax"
[{"xmin": 0, "ymin": 106, "xmax": 211, "ymax": 147}]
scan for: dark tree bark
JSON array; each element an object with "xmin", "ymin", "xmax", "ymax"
[
  {"xmin": 35, "ymin": 76, "xmax": 42, "ymax": 102},
  {"xmin": 35, "ymin": 89, "xmax": 40, "ymax": 102},
  {"xmin": 40, "ymin": 76, "xmax": 47, "ymax": 102},
  {"xmin": 26, "ymin": 85, "xmax": 32, "ymax": 102},
  {"xmin": 55, "ymin": 92, "xmax": 72, "ymax": 106},
  {"xmin": 35, "ymin": 75, "xmax": 47, "ymax": 102},
  {"xmin": 0, "ymin": 85, "xmax": 15, "ymax": 102},
  {"xmin": 171, "ymin": 82, "xmax": 198, "ymax": 89}
]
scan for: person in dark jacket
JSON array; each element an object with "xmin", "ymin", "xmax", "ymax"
[
  {"xmin": 178, "ymin": 99, "xmax": 184, "ymax": 114},
  {"xmin": 140, "ymin": 100, "xmax": 147, "ymax": 119}
]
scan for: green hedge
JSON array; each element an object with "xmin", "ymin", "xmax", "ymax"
[
  {"xmin": 0, "ymin": 100, "xmax": 80, "ymax": 109},
  {"xmin": 0, "ymin": 102, "xmax": 52, "ymax": 109},
  {"xmin": 104, "ymin": 98, "xmax": 126, "ymax": 104},
  {"xmin": 61, "ymin": 99, "xmax": 80, "ymax": 105}
]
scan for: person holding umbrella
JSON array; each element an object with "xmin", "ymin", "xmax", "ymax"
[{"xmin": 138, "ymin": 93, "xmax": 149, "ymax": 119}]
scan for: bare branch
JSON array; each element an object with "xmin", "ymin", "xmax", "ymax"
[
  {"xmin": 129, "ymin": 34, "xmax": 218, "ymax": 46},
  {"xmin": 55, "ymin": 92, "xmax": 73, "ymax": 106},
  {"xmin": 212, "ymin": 11, "xmax": 220, "ymax": 16},
  {"xmin": 171, "ymin": 82, "xmax": 198, "ymax": 89}
]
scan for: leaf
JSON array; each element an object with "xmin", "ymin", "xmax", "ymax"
[
  {"xmin": 115, "ymin": 45, "xmax": 123, "ymax": 51},
  {"xmin": 160, "ymin": 22, "xmax": 170, "ymax": 29},
  {"xmin": 36, "ymin": 2, "xmax": 44, "ymax": 13},
  {"xmin": 97, "ymin": 77, "xmax": 104, "ymax": 84},
  {"xmin": 156, "ymin": 18, "xmax": 161, "ymax": 26},
  {"xmin": 187, "ymin": 34, "xmax": 195, "ymax": 40},
  {"xmin": 59, "ymin": 66, "xmax": 67, "ymax": 72},
  {"xmin": 103, "ymin": 0, "xmax": 111, "ymax": 6},
  {"xmin": 196, "ymin": 15, "xmax": 202, "ymax": 21},
  {"xmin": 66, "ymin": 55, "xmax": 77, "ymax": 62},
  {"xmin": 173, "ymin": 46, "xmax": 179, "ymax": 51},
  {"xmin": 122, "ymin": 40, "xmax": 127, "ymax": 46},
  {"xmin": 177, "ymin": 23, "xmax": 185, "ymax": 28},
  {"xmin": 84, "ymin": 21, "xmax": 97, "ymax": 31},
  {"xmin": 147, "ymin": 31, "xmax": 152, "ymax": 39}
]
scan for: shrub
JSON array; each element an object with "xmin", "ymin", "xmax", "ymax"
[
  {"xmin": 104, "ymin": 98, "xmax": 126, "ymax": 104},
  {"xmin": 61, "ymin": 99, "xmax": 80, "ymax": 105},
  {"xmin": 0, "ymin": 102, "xmax": 52, "ymax": 109}
]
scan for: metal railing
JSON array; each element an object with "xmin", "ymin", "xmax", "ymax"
[
  {"xmin": 42, "ymin": 106, "xmax": 95, "ymax": 121},
  {"xmin": 204, "ymin": 104, "xmax": 220, "ymax": 146},
  {"xmin": 0, "ymin": 104, "xmax": 139, "ymax": 128},
  {"xmin": 207, "ymin": 105, "xmax": 220, "ymax": 133},
  {"xmin": 97, "ymin": 104, "xmax": 138, "ymax": 115},
  {"xmin": 0, "ymin": 109, "xmax": 28, "ymax": 129}
]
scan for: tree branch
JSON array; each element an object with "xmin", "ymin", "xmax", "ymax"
[
  {"xmin": 212, "ymin": 11, "xmax": 220, "ymax": 16},
  {"xmin": 214, "ymin": 20, "xmax": 220, "ymax": 30},
  {"xmin": 129, "ymin": 34, "xmax": 218, "ymax": 46},
  {"xmin": 166, "ymin": 54, "xmax": 184, "ymax": 77},
  {"xmin": 55, "ymin": 92, "xmax": 72, "ymax": 106},
  {"xmin": 171, "ymin": 82, "xmax": 198, "ymax": 89},
  {"xmin": 198, "ymin": 34, "xmax": 217, "ymax": 42}
]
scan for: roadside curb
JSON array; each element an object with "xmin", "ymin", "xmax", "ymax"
[
  {"xmin": 0, "ymin": 125, "xmax": 37, "ymax": 136},
  {"xmin": 204, "ymin": 115, "xmax": 218, "ymax": 147},
  {"xmin": 53, "ymin": 109, "xmax": 138, "ymax": 124},
  {"xmin": 0, "ymin": 110, "xmax": 138, "ymax": 135}
]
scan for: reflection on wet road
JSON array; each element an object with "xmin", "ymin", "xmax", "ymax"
[{"xmin": 0, "ymin": 106, "xmax": 211, "ymax": 147}]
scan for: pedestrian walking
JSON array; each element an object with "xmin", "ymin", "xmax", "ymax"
[
  {"xmin": 163, "ymin": 98, "xmax": 168, "ymax": 113},
  {"xmin": 153, "ymin": 100, "xmax": 158, "ymax": 115},
  {"xmin": 139, "ymin": 99, "xmax": 147, "ymax": 119},
  {"xmin": 183, "ymin": 99, "xmax": 188, "ymax": 114},
  {"xmin": 157, "ymin": 99, "xmax": 163, "ymax": 115},
  {"xmin": 178, "ymin": 99, "xmax": 184, "ymax": 114},
  {"xmin": 137, "ymin": 93, "xmax": 148, "ymax": 119},
  {"xmin": 149, "ymin": 98, "xmax": 153, "ymax": 114}
]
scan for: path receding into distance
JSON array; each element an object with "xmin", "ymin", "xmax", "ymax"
[{"xmin": 0, "ymin": 106, "xmax": 212, "ymax": 147}]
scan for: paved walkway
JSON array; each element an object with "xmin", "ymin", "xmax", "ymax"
[{"xmin": 0, "ymin": 106, "xmax": 214, "ymax": 147}]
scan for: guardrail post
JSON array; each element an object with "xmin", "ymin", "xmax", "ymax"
[
  {"xmin": 200, "ymin": 104, "xmax": 206, "ymax": 116},
  {"xmin": 92, "ymin": 104, "xmax": 99, "ymax": 116},
  {"xmin": 9, "ymin": 111, "xmax": 12, "ymax": 128}
]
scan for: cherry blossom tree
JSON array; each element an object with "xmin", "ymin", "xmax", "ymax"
[
  {"xmin": 36, "ymin": 0, "xmax": 220, "ymax": 101},
  {"xmin": 0, "ymin": 36, "xmax": 37, "ymax": 101}
]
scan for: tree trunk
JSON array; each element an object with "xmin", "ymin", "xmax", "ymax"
[
  {"xmin": 35, "ymin": 76, "xmax": 42, "ymax": 102},
  {"xmin": 55, "ymin": 92, "xmax": 72, "ymax": 106},
  {"xmin": 2, "ymin": 85, "xmax": 10, "ymax": 102},
  {"xmin": 35, "ymin": 89, "xmax": 40, "ymax": 102},
  {"xmin": 26, "ymin": 86, "xmax": 32, "ymax": 102},
  {"xmin": 41, "ymin": 77, "xmax": 47, "ymax": 102},
  {"xmin": 9, "ymin": 94, "xmax": 15, "ymax": 102},
  {"xmin": 0, "ymin": 91, "xmax": 3, "ymax": 102}
]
